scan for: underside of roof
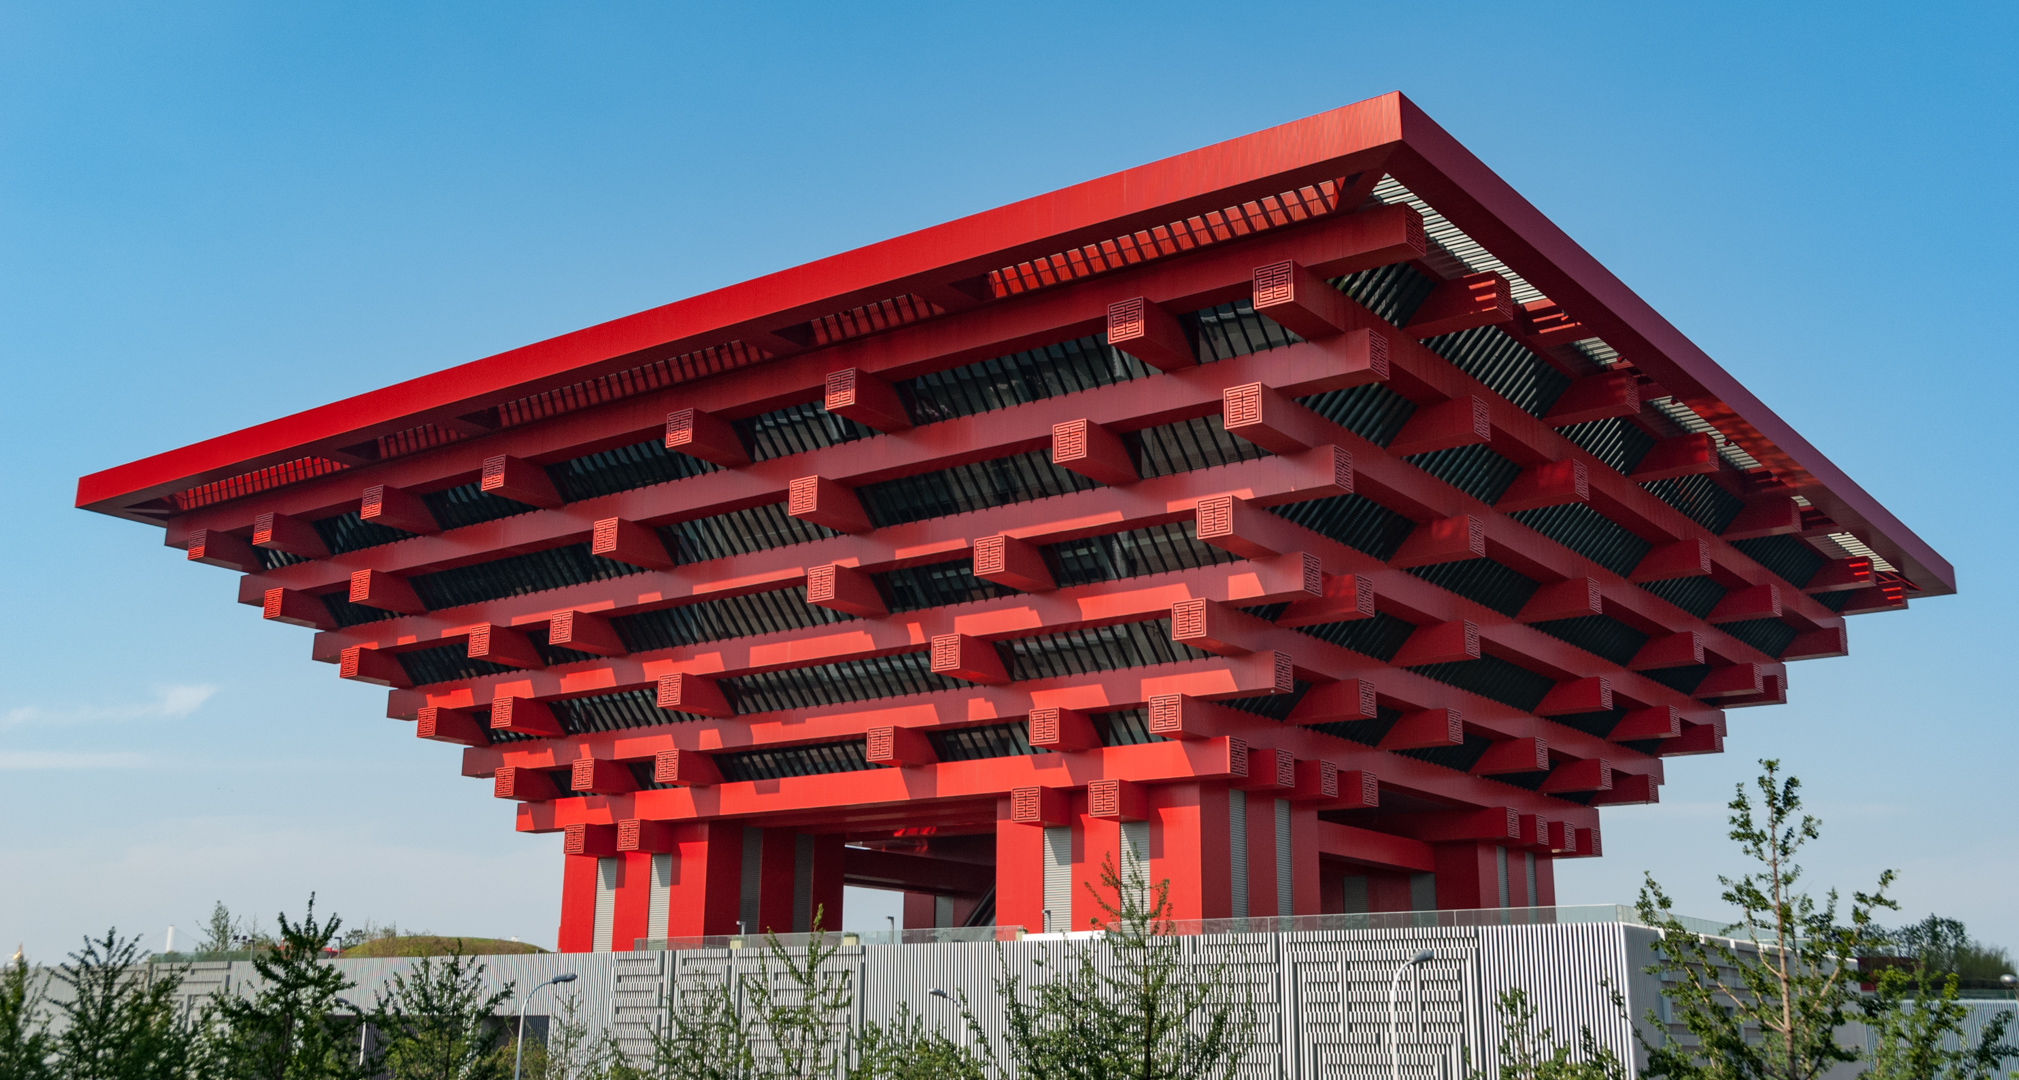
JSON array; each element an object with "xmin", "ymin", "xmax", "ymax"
[{"xmin": 73, "ymin": 91, "xmax": 1952, "ymax": 599}]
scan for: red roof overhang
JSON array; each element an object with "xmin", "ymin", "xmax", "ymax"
[{"xmin": 74, "ymin": 91, "xmax": 1953, "ymax": 596}]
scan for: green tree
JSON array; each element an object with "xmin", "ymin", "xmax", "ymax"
[
  {"xmin": 1879, "ymin": 916, "xmax": 2015, "ymax": 984},
  {"xmin": 969, "ymin": 853, "xmax": 1254, "ymax": 1080},
  {"xmin": 1636, "ymin": 759, "xmax": 1897, "ymax": 1080},
  {"xmin": 619, "ymin": 961, "xmax": 753, "ymax": 1080},
  {"xmin": 847, "ymin": 1003, "xmax": 980, "ymax": 1080},
  {"xmin": 1470, "ymin": 989, "xmax": 1627, "ymax": 1080},
  {"xmin": 742, "ymin": 912, "xmax": 852, "ymax": 1080},
  {"xmin": 371, "ymin": 949, "xmax": 514, "ymax": 1080},
  {"xmin": 204, "ymin": 897, "xmax": 373, "ymax": 1080},
  {"xmin": 1, "ymin": 948, "xmax": 55, "ymax": 1080},
  {"xmin": 52, "ymin": 930, "xmax": 202, "ymax": 1080},
  {"xmin": 1860, "ymin": 961, "xmax": 2016, "ymax": 1080}
]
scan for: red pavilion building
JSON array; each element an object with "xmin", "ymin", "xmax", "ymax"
[{"xmin": 76, "ymin": 93, "xmax": 1950, "ymax": 952}]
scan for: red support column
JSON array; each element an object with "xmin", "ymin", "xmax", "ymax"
[
  {"xmin": 1532, "ymin": 855, "xmax": 1558, "ymax": 906},
  {"xmin": 994, "ymin": 797, "xmax": 1046, "ymax": 934},
  {"xmin": 1432, "ymin": 843, "xmax": 1501, "ymax": 910},
  {"xmin": 557, "ymin": 853, "xmax": 601, "ymax": 953},
  {"xmin": 808, "ymin": 833, "xmax": 847, "ymax": 932},
  {"xmin": 664, "ymin": 822, "xmax": 744, "ymax": 939},
  {"xmin": 754, "ymin": 829, "xmax": 798, "ymax": 934},
  {"xmin": 1288, "ymin": 803, "xmax": 1322, "ymax": 915},
  {"xmin": 1075, "ymin": 799, "xmax": 1121, "ymax": 932},
  {"xmin": 611, "ymin": 851, "xmax": 656, "ymax": 953},
  {"xmin": 1145, "ymin": 782, "xmax": 1231, "ymax": 921}
]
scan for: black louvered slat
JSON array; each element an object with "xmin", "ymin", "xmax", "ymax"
[
  {"xmin": 1297, "ymin": 383, "xmax": 1418, "ymax": 447},
  {"xmin": 628, "ymin": 762, "xmax": 674, "ymax": 791},
  {"xmin": 902, "ymin": 336, "xmax": 1150, "ymax": 425},
  {"xmin": 1328, "ymin": 263, "xmax": 1439, "ymax": 327},
  {"xmin": 658, "ymin": 503, "xmax": 840, "ymax": 565},
  {"xmin": 1551, "ymin": 709, "xmax": 1625, "ymax": 739},
  {"xmin": 312, "ymin": 511, "xmax": 416, "ymax": 555},
  {"xmin": 528, "ymin": 626, "xmax": 604, "ymax": 667},
  {"xmin": 1219, "ymin": 681, "xmax": 1311, "ymax": 721},
  {"xmin": 1558, "ymin": 418, "xmax": 1656, "ymax": 476},
  {"xmin": 1271, "ymin": 494, "xmax": 1416, "ymax": 561},
  {"xmin": 408, "ymin": 544, "xmax": 648, "ymax": 611},
  {"xmin": 856, "ymin": 451, "xmax": 1101, "ymax": 528},
  {"xmin": 1394, "ymin": 733, "xmax": 1495, "ymax": 773},
  {"xmin": 1717, "ymin": 618, "xmax": 1799, "ymax": 658},
  {"xmin": 715, "ymin": 741, "xmax": 876, "ymax": 782},
  {"xmin": 1643, "ymin": 664, "xmax": 1711, "ymax": 694},
  {"xmin": 612, "ymin": 587, "xmax": 852, "ymax": 654},
  {"xmin": 1407, "ymin": 656, "xmax": 1555, "ymax": 712},
  {"xmin": 1638, "ymin": 576, "xmax": 1728, "ymax": 619},
  {"xmin": 395, "ymin": 644, "xmax": 519, "ymax": 687},
  {"xmin": 735, "ymin": 402, "xmax": 877, "ymax": 461},
  {"xmin": 1406, "ymin": 559, "xmax": 1540, "ymax": 617},
  {"xmin": 1729, "ymin": 535, "xmax": 1830, "ymax": 589},
  {"xmin": 1094, "ymin": 709, "xmax": 1162, "ymax": 747},
  {"xmin": 874, "ymin": 560, "xmax": 1020, "ymax": 613},
  {"xmin": 999, "ymin": 620, "xmax": 1209, "ymax": 682},
  {"xmin": 424, "ymin": 482, "xmax": 538, "ymax": 530},
  {"xmin": 721, "ymin": 652, "xmax": 964, "ymax": 714},
  {"xmin": 1404, "ymin": 444, "xmax": 1524, "ymax": 504},
  {"xmin": 547, "ymin": 438, "xmax": 717, "ymax": 502},
  {"xmin": 1643, "ymin": 474, "xmax": 1745, "ymax": 534},
  {"xmin": 257, "ymin": 547, "xmax": 311, "ymax": 570},
  {"xmin": 1296, "ymin": 612, "xmax": 1417, "ymax": 663},
  {"xmin": 321, "ymin": 594, "xmax": 398, "ymax": 628},
  {"xmin": 555, "ymin": 689, "xmax": 691, "ymax": 734},
  {"xmin": 1181, "ymin": 300, "xmax": 1301, "ymax": 362},
  {"xmin": 1509, "ymin": 503, "xmax": 1652, "ymax": 577},
  {"xmin": 1308, "ymin": 707, "xmax": 1401, "ymax": 748},
  {"xmin": 1044, "ymin": 522, "xmax": 1238, "ymax": 587},
  {"xmin": 929, "ymin": 722, "xmax": 1045, "ymax": 761},
  {"xmin": 1421, "ymin": 327, "xmax": 1571, "ymax": 418},
  {"xmin": 1530, "ymin": 615, "xmax": 1648, "ymax": 667},
  {"xmin": 1130, "ymin": 416, "xmax": 1272, "ymax": 478}
]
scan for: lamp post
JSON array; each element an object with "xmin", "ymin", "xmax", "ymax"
[
  {"xmin": 335, "ymin": 997, "xmax": 367, "ymax": 1068},
  {"xmin": 1387, "ymin": 950, "xmax": 1434, "ymax": 1080},
  {"xmin": 513, "ymin": 973, "xmax": 578, "ymax": 1080},
  {"xmin": 926, "ymin": 987, "xmax": 965, "ymax": 1048},
  {"xmin": 2004, "ymin": 974, "xmax": 2017, "ymax": 1024}
]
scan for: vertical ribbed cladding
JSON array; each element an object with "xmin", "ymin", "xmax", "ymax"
[
  {"xmin": 1475, "ymin": 922, "xmax": 1638, "ymax": 1079},
  {"xmin": 1228, "ymin": 791, "xmax": 1249, "ymax": 920},
  {"xmin": 592, "ymin": 857, "xmax": 619, "ymax": 952},
  {"xmin": 1273, "ymin": 800, "xmax": 1293, "ymax": 917},
  {"xmin": 1421, "ymin": 327, "xmax": 1572, "ymax": 418}
]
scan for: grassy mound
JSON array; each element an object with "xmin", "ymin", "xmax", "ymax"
[{"xmin": 341, "ymin": 936, "xmax": 546, "ymax": 958}]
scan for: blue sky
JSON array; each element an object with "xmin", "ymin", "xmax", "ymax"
[{"xmin": 3, "ymin": 1, "xmax": 2013, "ymax": 960}]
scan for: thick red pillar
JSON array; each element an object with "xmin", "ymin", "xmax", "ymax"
[
  {"xmin": 1533, "ymin": 853, "xmax": 1557, "ymax": 905},
  {"xmin": 1075, "ymin": 796, "xmax": 1122, "ymax": 931},
  {"xmin": 1433, "ymin": 842, "xmax": 1502, "ymax": 910},
  {"xmin": 557, "ymin": 853, "xmax": 601, "ymax": 953},
  {"xmin": 1147, "ymin": 782, "xmax": 1232, "ymax": 921},
  {"xmin": 807, "ymin": 833, "xmax": 846, "ymax": 932},
  {"xmin": 995, "ymin": 798, "xmax": 1045, "ymax": 933},
  {"xmin": 665, "ymin": 821, "xmax": 744, "ymax": 939},
  {"xmin": 1287, "ymin": 803, "xmax": 1321, "ymax": 915},
  {"xmin": 611, "ymin": 851, "xmax": 655, "ymax": 952},
  {"xmin": 1243, "ymin": 791, "xmax": 1280, "ymax": 918},
  {"xmin": 754, "ymin": 828, "xmax": 798, "ymax": 934}
]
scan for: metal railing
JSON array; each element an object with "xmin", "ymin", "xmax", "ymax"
[{"xmin": 632, "ymin": 903, "xmax": 1736, "ymax": 953}]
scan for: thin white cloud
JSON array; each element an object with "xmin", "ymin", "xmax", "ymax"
[
  {"xmin": 0, "ymin": 751, "xmax": 146, "ymax": 769},
  {"xmin": 1, "ymin": 684, "xmax": 216, "ymax": 729}
]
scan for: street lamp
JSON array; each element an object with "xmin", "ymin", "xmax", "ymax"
[
  {"xmin": 335, "ymin": 997, "xmax": 367, "ymax": 1067},
  {"xmin": 926, "ymin": 987, "xmax": 965, "ymax": 1048},
  {"xmin": 1387, "ymin": 950, "xmax": 1434, "ymax": 1080},
  {"xmin": 512, "ymin": 973, "xmax": 578, "ymax": 1080},
  {"xmin": 2003, "ymin": 974, "xmax": 2017, "ymax": 1022}
]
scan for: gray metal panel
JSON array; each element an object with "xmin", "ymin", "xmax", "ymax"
[
  {"xmin": 1495, "ymin": 846, "xmax": 1510, "ymax": 909},
  {"xmin": 739, "ymin": 826, "xmax": 762, "ymax": 933},
  {"xmin": 647, "ymin": 853, "xmax": 672, "ymax": 944},
  {"xmin": 592, "ymin": 857, "xmax": 619, "ymax": 953},
  {"xmin": 1120, "ymin": 821, "xmax": 1150, "ymax": 909},
  {"xmin": 1041, "ymin": 825, "xmax": 1072, "ymax": 933},
  {"xmin": 1274, "ymin": 799, "xmax": 1293, "ymax": 917},
  {"xmin": 1229, "ymin": 789, "xmax": 1249, "ymax": 920}
]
